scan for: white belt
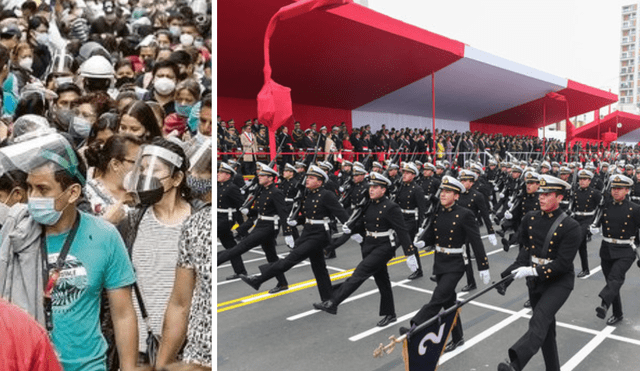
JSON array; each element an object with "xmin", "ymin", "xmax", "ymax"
[
  {"xmin": 305, "ymin": 217, "xmax": 331, "ymax": 231},
  {"xmin": 258, "ymin": 214, "xmax": 279, "ymax": 230},
  {"xmin": 632, "ymin": 196, "xmax": 640, "ymax": 200},
  {"xmin": 603, "ymin": 237, "xmax": 635, "ymax": 245},
  {"xmin": 365, "ymin": 230, "xmax": 395, "ymax": 246},
  {"xmin": 401, "ymin": 208, "xmax": 419, "ymax": 220},
  {"xmin": 560, "ymin": 200, "xmax": 570, "ymax": 205},
  {"xmin": 573, "ymin": 210, "xmax": 596, "ymax": 216},
  {"xmin": 217, "ymin": 207, "xmax": 236, "ymax": 221},
  {"xmin": 284, "ymin": 198, "xmax": 294, "ymax": 202},
  {"xmin": 435, "ymin": 246, "xmax": 464, "ymax": 254},
  {"xmin": 531, "ymin": 256, "xmax": 553, "ymax": 265}
]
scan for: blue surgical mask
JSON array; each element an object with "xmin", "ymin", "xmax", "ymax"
[
  {"xmin": 175, "ymin": 103, "xmax": 194, "ymax": 118},
  {"xmin": 28, "ymin": 197, "xmax": 63, "ymax": 226},
  {"xmin": 72, "ymin": 116, "xmax": 92, "ymax": 138}
]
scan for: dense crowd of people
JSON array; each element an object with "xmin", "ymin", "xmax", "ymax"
[{"xmin": 0, "ymin": 0, "xmax": 212, "ymax": 370}]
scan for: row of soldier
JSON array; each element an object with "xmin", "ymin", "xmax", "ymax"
[{"xmin": 217, "ymin": 154, "xmax": 640, "ymax": 371}]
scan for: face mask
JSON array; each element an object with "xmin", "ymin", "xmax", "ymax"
[
  {"xmin": 175, "ymin": 103, "xmax": 193, "ymax": 118},
  {"xmin": 116, "ymin": 76, "xmax": 136, "ymax": 88},
  {"xmin": 118, "ymin": 0, "xmax": 129, "ymax": 5},
  {"xmin": 187, "ymin": 175, "xmax": 211, "ymax": 197},
  {"xmin": 195, "ymin": 64, "xmax": 204, "ymax": 76},
  {"xmin": 179, "ymin": 34, "xmax": 194, "ymax": 46},
  {"xmin": 154, "ymin": 77, "xmax": 175, "ymax": 95},
  {"xmin": 19, "ymin": 57, "xmax": 33, "ymax": 70},
  {"xmin": 56, "ymin": 76, "xmax": 74, "ymax": 85},
  {"xmin": 126, "ymin": 174, "xmax": 165, "ymax": 206},
  {"xmin": 144, "ymin": 58, "xmax": 155, "ymax": 72},
  {"xmin": 194, "ymin": 38, "xmax": 204, "ymax": 48},
  {"xmin": 28, "ymin": 196, "xmax": 63, "ymax": 226},
  {"xmin": 34, "ymin": 32, "xmax": 48, "ymax": 45},
  {"xmin": 169, "ymin": 26, "xmax": 181, "ymax": 37},
  {"xmin": 158, "ymin": 42, "xmax": 170, "ymax": 49},
  {"xmin": 71, "ymin": 116, "xmax": 92, "ymax": 138},
  {"xmin": 194, "ymin": 130, "xmax": 211, "ymax": 145}
]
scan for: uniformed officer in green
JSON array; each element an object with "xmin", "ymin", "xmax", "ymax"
[
  {"xmin": 571, "ymin": 169, "xmax": 601, "ymax": 277},
  {"xmin": 498, "ymin": 175, "xmax": 581, "ymax": 371},
  {"xmin": 590, "ymin": 174, "xmax": 640, "ymax": 326},
  {"xmin": 314, "ymin": 172, "xmax": 412, "ymax": 327},
  {"xmin": 403, "ymin": 176, "xmax": 491, "ymax": 353}
]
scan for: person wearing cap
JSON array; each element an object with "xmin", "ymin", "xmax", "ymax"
[
  {"xmin": 419, "ymin": 162, "xmax": 440, "ymax": 201},
  {"xmin": 625, "ymin": 164, "xmax": 635, "ymax": 178},
  {"xmin": 406, "ymin": 176, "xmax": 491, "ymax": 353},
  {"xmin": 550, "ymin": 162, "xmax": 560, "ymax": 177},
  {"xmin": 226, "ymin": 159, "xmax": 245, "ymax": 188},
  {"xmin": 631, "ymin": 167, "xmax": 640, "ymax": 204},
  {"xmin": 570, "ymin": 170, "xmax": 601, "ymax": 278},
  {"xmin": 294, "ymin": 161, "xmax": 307, "ymax": 175},
  {"xmin": 589, "ymin": 174, "xmax": 640, "ymax": 326},
  {"xmin": 498, "ymin": 172, "xmax": 541, "ymax": 258},
  {"xmin": 540, "ymin": 161, "xmax": 551, "ymax": 175},
  {"xmin": 317, "ymin": 161, "xmax": 339, "ymax": 195},
  {"xmin": 494, "ymin": 166, "xmax": 522, "ymax": 217},
  {"xmin": 325, "ymin": 165, "xmax": 369, "ymax": 259},
  {"xmin": 457, "ymin": 170, "xmax": 497, "ymax": 291},
  {"xmin": 386, "ymin": 163, "xmax": 400, "ymax": 183},
  {"xmin": 218, "ymin": 164, "xmax": 290, "ymax": 293},
  {"xmin": 240, "ymin": 165, "xmax": 349, "ymax": 303},
  {"xmin": 0, "ymin": 24, "xmax": 21, "ymax": 51},
  {"xmin": 434, "ymin": 162, "xmax": 445, "ymax": 179},
  {"xmin": 338, "ymin": 160, "xmax": 352, "ymax": 182},
  {"xmin": 292, "ymin": 121, "xmax": 304, "ymax": 148},
  {"xmin": 240, "ymin": 124, "xmax": 257, "ymax": 176},
  {"xmin": 314, "ymin": 172, "xmax": 412, "ymax": 327},
  {"xmin": 217, "ymin": 163, "xmax": 246, "ymax": 280},
  {"xmin": 586, "ymin": 164, "xmax": 604, "ymax": 191},
  {"xmin": 278, "ymin": 163, "xmax": 301, "ymax": 240},
  {"xmin": 394, "ymin": 163, "xmax": 427, "ymax": 280},
  {"xmin": 497, "ymin": 175, "xmax": 581, "ymax": 371},
  {"xmin": 371, "ymin": 161, "xmax": 383, "ymax": 174},
  {"xmin": 557, "ymin": 167, "xmax": 573, "ymax": 212}
]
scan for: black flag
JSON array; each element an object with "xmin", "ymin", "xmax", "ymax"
[{"xmin": 402, "ymin": 308, "xmax": 460, "ymax": 371}]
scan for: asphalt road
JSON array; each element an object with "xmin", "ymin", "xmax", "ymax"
[{"xmin": 217, "ymin": 226, "xmax": 640, "ymax": 371}]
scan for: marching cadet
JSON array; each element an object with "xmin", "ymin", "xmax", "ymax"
[
  {"xmin": 318, "ymin": 161, "xmax": 340, "ymax": 195},
  {"xmin": 217, "ymin": 163, "xmax": 247, "ymax": 280},
  {"xmin": 337, "ymin": 160, "xmax": 353, "ymax": 187},
  {"xmin": 217, "ymin": 164, "xmax": 291, "ymax": 293},
  {"xmin": 240, "ymin": 166, "xmax": 349, "ymax": 302},
  {"xmin": 457, "ymin": 169, "xmax": 497, "ymax": 291},
  {"xmin": 557, "ymin": 166, "xmax": 572, "ymax": 211},
  {"xmin": 497, "ymin": 175, "xmax": 581, "ymax": 371},
  {"xmin": 590, "ymin": 174, "xmax": 640, "ymax": 326},
  {"xmin": 371, "ymin": 161, "xmax": 383, "ymax": 173},
  {"xmin": 404, "ymin": 176, "xmax": 491, "ymax": 353},
  {"xmin": 387, "ymin": 163, "xmax": 400, "ymax": 183},
  {"xmin": 434, "ymin": 162, "xmax": 446, "ymax": 180},
  {"xmin": 420, "ymin": 162, "xmax": 441, "ymax": 201},
  {"xmin": 294, "ymin": 161, "xmax": 307, "ymax": 175},
  {"xmin": 325, "ymin": 165, "xmax": 369, "ymax": 259},
  {"xmin": 314, "ymin": 172, "xmax": 413, "ymax": 327},
  {"xmin": 625, "ymin": 164, "xmax": 635, "ymax": 179},
  {"xmin": 227, "ymin": 159, "xmax": 246, "ymax": 188},
  {"xmin": 395, "ymin": 163, "xmax": 427, "ymax": 279},
  {"xmin": 550, "ymin": 161, "xmax": 560, "ymax": 177},
  {"xmin": 586, "ymin": 164, "xmax": 604, "ymax": 191},
  {"xmin": 539, "ymin": 161, "xmax": 551, "ymax": 175},
  {"xmin": 631, "ymin": 167, "xmax": 640, "ymax": 204},
  {"xmin": 279, "ymin": 163, "xmax": 301, "ymax": 240},
  {"xmin": 571, "ymin": 169, "xmax": 601, "ymax": 278},
  {"xmin": 498, "ymin": 172, "xmax": 541, "ymax": 256}
]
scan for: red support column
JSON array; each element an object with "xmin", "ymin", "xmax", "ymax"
[{"xmin": 432, "ymin": 73, "xmax": 436, "ymax": 164}]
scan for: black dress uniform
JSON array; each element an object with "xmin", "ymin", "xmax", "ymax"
[
  {"xmin": 458, "ymin": 173, "xmax": 494, "ymax": 289},
  {"xmin": 410, "ymin": 177, "xmax": 489, "ymax": 350},
  {"xmin": 630, "ymin": 176, "xmax": 640, "ymax": 204},
  {"xmin": 395, "ymin": 173, "xmax": 427, "ymax": 278},
  {"xmin": 279, "ymin": 171, "xmax": 301, "ymax": 240},
  {"xmin": 500, "ymin": 178, "xmax": 541, "ymax": 252},
  {"xmin": 217, "ymin": 174, "xmax": 246, "ymax": 278},
  {"xmin": 594, "ymin": 176, "xmax": 640, "ymax": 324},
  {"xmin": 242, "ymin": 168, "xmax": 349, "ymax": 302},
  {"xmin": 571, "ymin": 174, "xmax": 601, "ymax": 276},
  {"xmin": 325, "ymin": 177, "xmax": 369, "ymax": 255},
  {"xmin": 420, "ymin": 174, "xmax": 440, "ymax": 200},
  {"xmin": 315, "ymin": 175, "xmax": 412, "ymax": 326},
  {"xmin": 498, "ymin": 176, "xmax": 581, "ymax": 371},
  {"xmin": 217, "ymin": 181, "xmax": 290, "ymax": 291}
]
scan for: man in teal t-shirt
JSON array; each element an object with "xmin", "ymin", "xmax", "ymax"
[{"xmin": 22, "ymin": 137, "xmax": 140, "ymax": 371}]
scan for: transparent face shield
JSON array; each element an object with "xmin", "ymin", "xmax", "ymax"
[
  {"xmin": 124, "ymin": 145, "xmax": 184, "ymax": 205},
  {"xmin": 186, "ymin": 138, "xmax": 211, "ymax": 173},
  {"xmin": 9, "ymin": 115, "xmax": 55, "ymax": 142},
  {"xmin": 46, "ymin": 50, "xmax": 75, "ymax": 80},
  {"xmin": 0, "ymin": 132, "xmax": 84, "ymax": 185}
]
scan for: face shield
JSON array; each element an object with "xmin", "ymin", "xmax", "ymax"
[
  {"xmin": 9, "ymin": 115, "xmax": 55, "ymax": 142},
  {"xmin": 0, "ymin": 132, "xmax": 84, "ymax": 186},
  {"xmin": 186, "ymin": 138, "xmax": 211, "ymax": 173},
  {"xmin": 47, "ymin": 50, "xmax": 75, "ymax": 81},
  {"xmin": 124, "ymin": 144, "xmax": 184, "ymax": 205}
]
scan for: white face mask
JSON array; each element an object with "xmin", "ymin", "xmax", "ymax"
[
  {"xmin": 19, "ymin": 57, "xmax": 33, "ymax": 70},
  {"xmin": 179, "ymin": 34, "xmax": 194, "ymax": 46},
  {"xmin": 154, "ymin": 77, "xmax": 176, "ymax": 95},
  {"xmin": 169, "ymin": 26, "xmax": 181, "ymax": 37}
]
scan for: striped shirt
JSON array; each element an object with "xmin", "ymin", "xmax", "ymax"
[{"xmin": 131, "ymin": 208, "xmax": 185, "ymax": 351}]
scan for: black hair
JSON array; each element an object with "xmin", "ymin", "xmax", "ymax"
[
  {"xmin": 201, "ymin": 95, "xmax": 211, "ymax": 111},
  {"xmin": 150, "ymin": 137, "xmax": 191, "ymax": 201},
  {"xmin": 151, "ymin": 59, "xmax": 179, "ymax": 79},
  {"xmin": 0, "ymin": 44, "xmax": 9, "ymax": 68},
  {"xmin": 14, "ymin": 92, "xmax": 46, "ymax": 119},
  {"xmin": 21, "ymin": 1, "xmax": 37, "ymax": 12},
  {"xmin": 52, "ymin": 133, "xmax": 87, "ymax": 189},
  {"xmin": 0, "ymin": 169, "xmax": 28, "ymax": 193},
  {"xmin": 85, "ymin": 133, "xmax": 142, "ymax": 174},
  {"xmin": 120, "ymin": 100, "xmax": 162, "ymax": 142},
  {"xmin": 87, "ymin": 111, "xmax": 119, "ymax": 145},
  {"xmin": 55, "ymin": 83, "xmax": 82, "ymax": 100},
  {"xmin": 27, "ymin": 16, "xmax": 48, "ymax": 40}
]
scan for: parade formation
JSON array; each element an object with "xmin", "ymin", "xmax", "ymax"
[{"xmin": 218, "ymin": 131, "xmax": 640, "ymax": 370}]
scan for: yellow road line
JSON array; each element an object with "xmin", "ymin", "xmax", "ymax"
[{"xmin": 217, "ymin": 250, "xmax": 434, "ymax": 313}]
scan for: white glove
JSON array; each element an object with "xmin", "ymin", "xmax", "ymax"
[
  {"xmin": 417, "ymin": 228, "xmax": 425, "ymax": 237},
  {"xmin": 504, "ymin": 210, "xmax": 513, "ymax": 220},
  {"xmin": 414, "ymin": 240, "xmax": 425, "ymax": 249},
  {"xmin": 342, "ymin": 225, "xmax": 351, "ymax": 234},
  {"xmin": 241, "ymin": 189, "xmax": 246, "ymax": 195},
  {"xmin": 511, "ymin": 266, "xmax": 538, "ymax": 280},
  {"xmin": 240, "ymin": 208, "xmax": 249, "ymax": 215},
  {"xmin": 494, "ymin": 186, "xmax": 499, "ymax": 191},
  {"xmin": 406, "ymin": 255, "xmax": 419, "ymax": 272},
  {"xmin": 507, "ymin": 201, "xmax": 513, "ymax": 208},
  {"xmin": 350, "ymin": 234, "xmax": 363, "ymax": 243},
  {"xmin": 339, "ymin": 187, "xmax": 344, "ymax": 193},
  {"xmin": 488, "ymin": 234, "xmax": 497, "ymax": 246},
  {"xmin": 284, "ymin": 235, "xmax": 295, "ymax": 248},
  {"xmin": 589, "ymin": 226, "xmax": 600, "ymax": 235},
  {"xmin": 479, "ymin": 269, "xmax": 491, "ymax": 285},
  {"xmin": 287, "ymin": 219, "xmax": 297, "ymax": 227},
  {"xmin": 499, "ymin": 193, "xmax": 505, "ymax": 199}
]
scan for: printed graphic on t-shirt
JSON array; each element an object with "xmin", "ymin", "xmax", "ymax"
[{"xmin": 48, "ymin": 253, "xmax": 88, "ymax": 312}]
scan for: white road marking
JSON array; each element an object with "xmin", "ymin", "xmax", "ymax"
[
  {"xmin": 579, "ymin": 266, "xmax": 602, "ymax": 279},
  {"xmin": 561, "ymin": 326, "xmax": 616, "ymax": 371},
  {"xmin": 439, "ymin": 308, "xmax": 531, "ymax": 364}
]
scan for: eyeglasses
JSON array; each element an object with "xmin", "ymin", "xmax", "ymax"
[{"xmin": 122, "ymin": 158, "xmax": 136, "ymax": 164}]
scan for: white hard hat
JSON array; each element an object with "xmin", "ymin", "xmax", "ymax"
[{"xmin": 79, "ymin": 55, "xmax": 115, "ymax": 79}]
